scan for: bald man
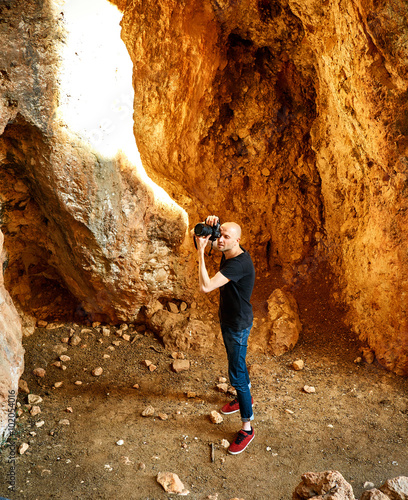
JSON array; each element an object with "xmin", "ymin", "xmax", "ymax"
[{"xmin": 195, "ymin": 215, "xmax": 256, "ymax": 455}]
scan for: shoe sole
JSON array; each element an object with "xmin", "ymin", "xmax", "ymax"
[
  {"xmin": 220, "ymin": 408, "xmax": 240, "ymax": 415},
  {"xmin": 228, "ymin": 433, "xmax": 255, "ymax": 455}
]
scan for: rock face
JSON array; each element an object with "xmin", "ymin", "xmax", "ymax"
[
  {"xmin": 0, "ymin": 230, "xmax": 24, "ymax": 441},
  {"xmin": 116, "ymin": 0, "xmax": 408, "ymax": 375},
  {"xmin": 0, "ymin": 0, "xmax": 407, "ymax": 374},
  {"xmin": 0, "ymin": 1, "xmax": 192, "ymax": 323}
]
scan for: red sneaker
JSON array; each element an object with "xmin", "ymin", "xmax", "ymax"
[
  {"xmin": 220, "ymin": 397, "xmax": 253, "ymax": 415},
  {"xmin": 228, "ymin": 428, "xmax": 255, "ymax": 455}
]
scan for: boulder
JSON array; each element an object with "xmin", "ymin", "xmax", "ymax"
[{"xmin": 292, "ymin": 471, "xmax": 356, "ymax": 500}]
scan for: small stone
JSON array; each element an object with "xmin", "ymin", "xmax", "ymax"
[
  {"xmin": 81, "ymin": 328, "xmax": 92, "ymax": 334},
  {"xmin": 116, "ymin": 439, "xmax": 124, "ymax": 446},
  {"xmin": 210, "ymin": 411, "xmax": 223, "ymax": 424},
  {"xmin": 142, "ymin": 405, "xmax": 155, "ymax": 417},
  {"xmin": 66, "ymin": 407, "xmax": 73, "ymax": 413},
  {"xmin": 292, "ymin": 359, "xmax": 304, "ymax": 371},
  {"xmin": 35, "ymin": 420, "xmax": 45, "ymax": 428},
  {"xmin": 112, "ymin": 340, "xmax": 121, "ymax": 346},
  {"xmin": 18, "ymin": 379, "xmax": 30, "ymax": 394},
  {"xmin": 167, "ymin": 302, "xmax": 179, "ymax": 314},
  {"xmin": 285, "ymin": 409, "xmax": 294, "ymax": 414},
  {"xmin": 121, "ymin": 456, "xmax": 134, "ymax": 465},
  {"xmin": 354, "ymin": 357, "xmax": 362, "ymax": 364},
  {"xmin": 28, "ymin": 394, "xmax": 43, "ymax": 405},
  {"xmin": 92, "ymin": 367, "xmax": 103, "ymax": 376},
  {"xmin": 149, "ymin": 364, "xmax": 157, "ymax": 372},
  {"xmin": 186, "ymin": 392, "xmax": 196, "ymax": 398},
  {"xmin": 52, "ymin": 345, "xmax": 68, "ymax": 356},
  {"xmin": 92, "ymin": 322, "xmax": 101, "ymax": 328},
  {"xmin": 29, "ymin": 431, "xmax": 36, "ymax": 436},
  {"xmin": 60, "ymin": 355, "xmax": 71, "ymax": 362},
  {"xmin": 18, "ymin": 443, "xmax": 29, "ymax": 455},
  {"xmin": 51, "ymin": 361, "xmax": 62, "ymax": 368},
  {"xmin": 107, "ymin": 346, "xmax": 115, "ymax": 351},
  {"xmin": 172, "ymin": 360, "xmax": 190, "ymax": 373},
  {"xmin": 122, "ymin": 334, "xmax": 131, "ymax": 342},
  {"xmin": 303, "ymin": 385, "xmax": 316, "ymax": 394},
  {"xmin": 61, "ymin": 337, "xmax": 69, "ymax": 343},
  {"xmin": 190, "ymin": 302, "xmax": 197, "ymax": 309},
  {"xmin": 138, "ymin": 462, "xmax": 146, "ymax": 471},
  {"xmin": 37, "ymin": 320, "xmax": 48, "ymax": 328},
  {"xmin": 216, "ymin": 383, "xmax": 228, "ymax": 393},
  {"xmin": 30, "ymin": 406, "xmax": 41, "ymax": 417},
  {"xmin": 132, "ymin": 384, "xmax": 140, "ymax": 389},
  {"xmin": 362, "ymin": 348, "xmax": 375, "ymax": 364},
  {"xmin": 58, "ymin": 419, "xmax": 70, "ymax": 425},
  {"xmin": 33, "ymin": 367, "xmax": 46, "ymax": 378},
  {"xmin": 54, "ymin": 381, "xmax": 63, "ymax": 388},
  {"xmin": 102, "ymin": 327, "xmax": 110, "ymax": 336},
  {"xmin": 70, "ymin": 335, "xmax": 81, "ymax": 346},
  {"xmin": 143, "ymin": 360, "xmax": 152, "ymax": 367},
  {"xmin": 157, "ymin": 472, "xmax": 189, "ymax": 495},
  {"xmin": 221, "ymin": 439, "xmax": 230, "ymax": 449},
  {"xmin": 218, "ymin": 377, "xmax": 227, "ymax": 384},
  {"xmin": 74, "ymin": 381, "xmax": 82, "ymax": 385},
  {"xmin": 180, "ymin": 302, "xmax": 188, "ymax": 312},
  {"xmin": 103, "ymin": 354, "xmax": 110, "ymax": 359},
  {"xmin": 158, "ymin": 413, "xmax": 168, "ymax": 420},
  {"xmin": 262, "ymin": 167, "xmax": 271, "ymax": 176}
]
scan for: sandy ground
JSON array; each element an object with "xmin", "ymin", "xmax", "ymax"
[{"xmin": 1, "ymin": 270, "xmax": 408, "ymax": 500}]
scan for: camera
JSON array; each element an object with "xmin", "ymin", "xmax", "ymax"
[{"xmin": 194, "ymin": 220, "xmax": 221, "ymax": 242}]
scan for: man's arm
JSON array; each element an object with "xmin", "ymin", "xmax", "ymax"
[{"xmin": 195, "ymin": 233, "xmax": 229, "ymax": 293}]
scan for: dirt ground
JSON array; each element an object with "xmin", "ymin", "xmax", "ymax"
[{"xmin": 1, "ymin": 268, "xmax": 408, "ymax": 500}]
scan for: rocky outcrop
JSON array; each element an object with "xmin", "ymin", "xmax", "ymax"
[
  {"xmin": 0, "ymin": 1, "xmax": 193, "ymax": 323},
  {"xmin": 116, "ymin": 0, "xmax": 408, "ymax": 374},
  {"xmin": 293, "ymin": 472, "xmax": 408, "ymax": 500},
  {"xmin": 0, "ymin": 230, "xmax": 24, "ymax": 441}
]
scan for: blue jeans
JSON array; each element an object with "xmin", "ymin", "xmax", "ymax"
[{"xmin": 221, "ymin": 324, "xmax": 253, "ymax": 422}]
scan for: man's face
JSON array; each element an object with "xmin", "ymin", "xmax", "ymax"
[{"xmin": 217, "ymin": 224, "xmax": 239, "ymax": 252}]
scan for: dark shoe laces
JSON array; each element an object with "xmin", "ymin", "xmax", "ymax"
[{"xmin": 235, "ymin": 429, "xmax": 252, "ymax": 444}]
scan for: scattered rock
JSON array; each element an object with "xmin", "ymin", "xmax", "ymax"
[
  {"xmin": 18, "ymin": 443, "xmax": 29, "ymax": 455},
  {"xmin": 360, "ymin": 489, "xmax": 388, "ymax": 499},
  {"xmin": 158, "ymin": 413, "xmax": 168, "ymax": 420},
  {"xmin": 33, "ymin": 367, "xmax": 46, "ymax": 378},
  {"xmin": 51, "ymin": 361, "xmax": 62, "ymax": 368},
  {"xmin": 28, "ymin": 394, "xmax": 43, "ymax": 405},
  {"xmin": 102, "ymin": 327, "xmax": 110, "ymax": 336},
  {"xmin": 132, "ymin": 384, "xmax": 140, "ymax": 389},
  {"xmin": 74, "ymin": 381, "xmax": 82, "ymax": 386},
  {"xmin": 354, "ymin": 357, "xmax": 362, "ymax": 364},
  {"xmin": 92, "ymin": 322, "xmax": 101, "ymax": 328},
  {"xmin": 180, "ymin": 302, "xmax": 188, "ymax": 312},
  {"xmin": 112, "ymin": 340, "xmax": 121, "ymax": 346},
  {"xmin": 210, "ymin": 411, "xmax": 223, "ymax": 424},
  {"xmin": 186, "ymin": 392, "xmax": 196, "ymax": 398},
  {"xmin": 116, "ymin": 439, "xmax": 124, "ymax": 446},
  {"xmin": 364, "ymin": 482, "xmax": 375, "ymax": 490},
  {"xmin": 380, "ymin": 476, "xmax": 408, "ymax": 499},
  {"xmin": 149, "ymin": 364, "xmax": 157, "ymax": 372},
  {"xmin": 157, "ymin": 471, "xmax": 189, "ymax": 495},
  {"xmin": 61, "ymin": 337, "xmax": 70, "ymax": 343},
  {"xmin": 218, "ymin": 377, "xmax": 227, "ymax": 384},
  {"xmin": 30, "ymin": 406, "xmax": 41, "ymax": 417},
  {"xmin": 59, "ymin": 355, "xmax": 71, "ymax": 362},
  {"xmin": 66, "ymin": 407, "xmax": 73, "ymax": 413},
  {"xmin": 122, "ymin": 333, "xmax": 131, "ymax": 342},
  {"xmin": 285, "ymin": 409, "xmax": 295, "ymax": 415},
  {"xmin": 141, "ymin": 405, "xmax": 155, "ymax": 417},
  {"xmin": 92, "ymin": 367, "xmax": 103, "ymax": 376},
  {"xmin": 52, "ymin": 345, "xmax": 68, "ymax": 356},
  {"xmin": 362, "ymin": 347, "xmax": 375, "ymax": 364},
  {"xmin": 138, "ymin": 462, "xmax": 146, "ymax": 471},
  {"xmin": 172, "ymin": 352, "xmax": 185, "ymax": 360},
  {"xmin": 221, "ymin": 439, "xmax": 230, "ymax": 449},
  {"xmin": 121, "ymin": 456, "xmax": 134, "ymax": 465},
  {"xmin": 303, "ymin": 385, "xmax": 316, "ymax": 394},
  {"xmin": 216, "ymin": 383, "xmax": 228, "ymax": 393},
  {"xmin": 293, "ymin": 470, "xmax": 356, "ymax": 499},
  {"xmin": 18, "ymin": 379, "xmax": 30, "ymax": 394},
  {"xmin": 58, "ymin": 419, "xmax": 70, "ymax": 425},
  {"xmin": 167, "ymin": 302, "xmax": 179, "ymax": 314},
  {"xmin": 70, "ymin": 335, "xmax": 82, "ymax": 346},
  {"xmin": 35, "ymin": 421, "xmax": 45, "ymax": 428},
  {"xmin": 172, "ymin": 360, "xmax": 190, "ymax": 373},
  {"xmin": 54, "ymin": 381, "xmax": 63, "ymax": 388},
  {"xmin": 292, "ymin": 359, "xmax": 305, "ymax": 371},
  {"xmin": 37, "ymin": 320, "xmax": 48, "ymax": 328}
]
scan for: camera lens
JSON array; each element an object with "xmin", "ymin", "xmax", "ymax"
[{"xmin": 194, "ymin": 223, "xmax": 213, "ymax": 237}]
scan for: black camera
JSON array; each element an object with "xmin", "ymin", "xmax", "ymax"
[{"xmin": 194, "ymin": 220, "xmax": 221, "ymax": 242}]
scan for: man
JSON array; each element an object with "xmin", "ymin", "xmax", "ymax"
[{"xmin": 195, "ymin": 215, "xmax": 256, "ymax": 455}]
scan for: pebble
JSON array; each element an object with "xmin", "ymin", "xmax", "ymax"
[
  {"xmin": 141, "ymin": 405, "xmax": 155, "ymax": 417},
  {"xmin": 30, "ymin": 406, "xmax": 41, "ymax": 417},
  {"xmin": 122, "ymin": 334, "xmax": 131, "ymax": 342},
  {"xmin": 180, "ymin": 302, "xmax": 188, "ymax": 312},
  {"xmin": 18, "ymin": 443, "xmax": 29, "ymax": 455},
  {"xmin": 210, "ymin": 411, "xmax": 223, "ymax": 424},
  {"xmin": 157, "ymin": 472, "xmax": 189, "ymax": 495},
  {"xmin": 167, "ymin": 302, "xmax": 179, "ymax": 314},
  {"xmin": 92, "ymin": 367, "xmax": 103, "ymax": 376},
  {"xmin": 102, "ymin": 327, "xmax": 110, "ymax": 336},
  {"xmin": 70, "ymin": 335, "xmax": 82, "ymax": 346},
  {"xmin": 60, "ymin": 355, "xmax": 71, "ymax": 362},
  {"xmin": 363, "ymin": 482, "xmax": 375, "ymax": 489},
  {"xmin": 18, "ymin": 379, "xmax": 30, "ymax": 394},
  {"xmin": 132, "ymin": 384, "xmax": 140, "ymax": 389},
  {"xmin": 37, "ymin": 320, "xmax": 48, "ymax": 328},
  {"xmin": 172, "ymin": 360, "xmax": 190, "ymax": 373},
  {"xmin": 149, "ymin": 364, "xmax": 157, "ymax": 372},
  {"xmin": 81, "ymin": 328, "xmax": 92, "ymax": 334},
  {"xmin": 292, "ymin": 359, "xmax": 304, "ymax": 371},
  {"xmin": 112, "ymin": 340, "xmax": 121, "ymax": 347},
  {"xmin": 33, "ymin": 367, "xmax": 46, "ymax": 378},
  {"xmin": 158, "ymin": 413, "xmax": 168, "ymax": 421},
  {"xmin": 221, "ymin": 439, "xmax": 230, "ymax": 449},
  {"xmin": 66, "ymin": 407, "xmax": 73, "ymax": 413},
  {"xmin": 186, "ymin": 392, "xmax": 196, "ymax": 398},
  {"xmin": 28, "ymin": 394, "xmax": 43, "ymax": 405},
  {"xmin": 54, "ymin": 381, "xmax": 63, "ymax": 388},
  {"xmin": 61, "ymin": 337, "xmax": 69, "ymax": 343},
  {"xmin": 303, "ymin": 385, "xmax": 316, "ymax": 394},
  {"xmin": 52, "ymin": 361, "xmax": 62, "ymax": 368},
  {"xmin": 103, "ymin": 354, "xmax": 110, "ymax": 359},
  {"xmin": 74, "ymin": 381, "xmax": 83, "ymax": 385},
  {"xmin": 52, "ymin": 345, "xmax": 67, "ymax": 356},
  {"xmin": 218, "ymin": 377, "xmax": 227, "ymax": 384},
  {"xmin": 35, "ymin": 421, "xmax": 45, "ymax": 428},
  {"xmin": 116, "ymin": 439, "xmax": 124, "ymax": 446},
  {"xmin": 216, "ymin": 383, "xmax": 228, "ymax": 393},
  {"xmin": 58, "ymin": 419, "xmax": 70, "ymax": 425},
  {"xmin": 285, "ymin": 409, "xmax": 294, "ymax": 414},
  {"xmin": 92, "ymin": 322, "xmax": 101, "ymax": 328}
]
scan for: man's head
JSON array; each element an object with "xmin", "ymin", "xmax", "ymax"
[{"xmin": 217, "ymin": 222, "xmax": 242, "ymax": 254}]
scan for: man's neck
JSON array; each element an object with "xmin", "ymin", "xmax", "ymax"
[{"xmin": 223, "ymin": 246, "xmax": 244, "ymax": 260}]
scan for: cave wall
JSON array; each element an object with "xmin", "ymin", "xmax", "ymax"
[
  {"xmin": 116, "ymin": 0, "xmax": 408, "ymax": 375},
  {"xmin": 0, "ymin": 0, "xmax": 193, "ymax": 323}
]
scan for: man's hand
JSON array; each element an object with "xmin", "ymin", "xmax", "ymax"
[
  {"xmin": 195, "ymin": 234, "xmax": 211, "ymax": 253},
  {"xmin": 205, "ymin": 215, "xmax": 219, "ymax": 227}
]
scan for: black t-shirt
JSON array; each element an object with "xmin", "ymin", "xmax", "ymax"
[{"xmin": 218, "ymin": 248, "xmax": 255, "ymax": 330}]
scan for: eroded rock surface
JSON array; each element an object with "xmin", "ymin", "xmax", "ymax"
[{"xmin": 0, "ymin": 230, "xmax": 24, "ymax": 441}]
